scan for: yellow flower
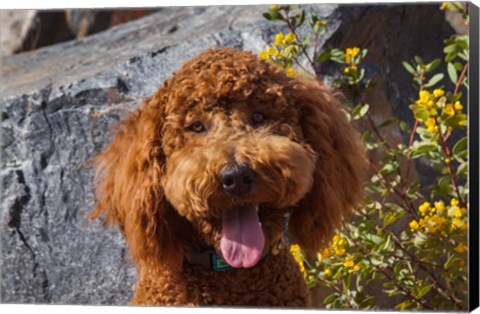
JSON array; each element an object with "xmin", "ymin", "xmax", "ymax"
[
  {"xmin": 440, "ymin": 2, "xmax": 452, "ymax": 10},
  {"xmin": 335, "ymin": 247, "xmax": 346, "ymax": 256},
  {"xmin": 454, "ymin": 101, "xmax": 463, "ymax": 112},
  {"xmin": 333, "ymin": 235, "xmax": 346, "ymax": 246},
  {"xmin": 344, "ymin": 47, "xmax": 361, "ymax": 64},
  {"xmin": 427, "ymin": 100, "xmax": 435, "ymax": 109},
  {"xmin": 323, "ymin": 247, "xmax": 331, "ymax": 258},
  {"xmin": 451, "ymin": 218, "xmax": 464, "ymax": 230},
  {"xmin": 270, "ymin": 5, "xmax": 280, "ymax": 11},
  {"xmin": 434, "ymin": 200, "xmax": 445, "ymax": 215},
  {"xmin": 419, "ymin": 90, "xmax": 431, "ymax": 103},
  {"xmin": 419, "ymin": 202, "xmax": 431, "ymax": 216},
  {"xmin": 430, "ymin": 214, "xmax": 446, "ymax": 227},
  {"xmin": 409, "ymin": 220, "xmax": 419, "ymax": 231},
  {"xmin": 259, "ymin": 50, "xmax": 270, "ymax": 60},
  {"xmin": 343, "ymin": 67, "xmax": 350, "ymax": 74},
  {"xmin": 324, "ymin": 268, "xmax": 332, "ymax": 276},
  {"xmin": 448, "ymin": 205, "xmax": 462, "ymax": 218},
  {"xmin": 444, "ymin": 104, "xmax": 455, "ymax": 117},
  {"xmin": 425, "ymin": 117, "xmax": 436, "ymax": 132},
  {"xmin": 454, "ymin": 207, "xmax": 463, "ymax": 218},
  {"xmin": 451, "ymin": 198, "xmax": 459, "ymax": 206},
  {"xmin": 459, "ymin": 119, "xmax": 467, "ymax": 126},
  {"xmin": 317, "ymin": 247, "xmax": 330, "ymax": 260},
  {"xmin": 343, "ymin": 257, "xmax": 354, "ymax": 268},
  {"xmin": 427, "ymin": 223, "xmax": 438, "ymax": 234},
  {"xmin": 350, "ymin": 65, "xmax": 357, "ymax": 71},
  {"xmin": 433, "ymin": 89, "xmax": 445, "ymax": 98},
  {"xmin": 348, "ymin": 264, "xmax": 361, "ymax": 273},
  {"xmin": 316, "ymin": 20, "xmax": 327, "ymax": 26},
  {"xmin": 455, "ymin": 243, "xmax": 468, "ymax": 254},
  {"xmin": 285, "ymin": 65, "xmax": 298, "ymax": 77},
  {"xmin": 274, "ymin": 32, "xmax": 284, "ymax": 46},
  {"xmin": 290, "ymin": 244, "xmax": 307, "ymax": 276},
  {"xmin": 283, "ymin": 33, "xmax": 296, "ymax": 44},
  {"xmin": 267, "ymin": 47, "xmax": 279, "ymax": 57},
  {"xmin": 351, "ymin": 47, "xmax": 360, "ymax": 57}
]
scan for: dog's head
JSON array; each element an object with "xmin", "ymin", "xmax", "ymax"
[{"xmin": 92, "ymin": 48, "xmax": 365, "ymax": 271}]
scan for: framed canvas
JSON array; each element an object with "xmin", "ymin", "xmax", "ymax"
[{"xmin": 1, "ymin": 0, "xmax": 478, "ymax": 312}]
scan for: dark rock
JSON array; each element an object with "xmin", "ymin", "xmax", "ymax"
[{"xmin": 1, "ymin": 3, "xmax": 456, "ymax": 307}]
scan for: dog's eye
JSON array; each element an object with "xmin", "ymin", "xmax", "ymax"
[
  {"xmin": 251, "ymin": 112, "xmax": 266, "ymax": 125},
  {"xmin": 188, "ymin": 121, "xmax": 206, "ymax": 133}
]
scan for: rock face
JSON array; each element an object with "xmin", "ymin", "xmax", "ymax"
[{"xmin": 1, "ymin": 4, "xmax": 454, "ymax": 306}]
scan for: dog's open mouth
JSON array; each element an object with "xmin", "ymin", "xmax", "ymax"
[{"xmin": 220, "ymin": 203, "xmax": 265, "ymax": 268}]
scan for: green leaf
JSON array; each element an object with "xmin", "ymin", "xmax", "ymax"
[
  {"xmin": 263, "ymin": 10, "xmax": 285, "ymax": 21},
  {"xmin": 443, "ymin": 254, "xmax": 457, "ymax": 270},
  {"xmin": 416, "ymin": 283, "xmax": 432, "ymax": 298},
  {"xmin": 324, "ymin": 293, "xmax": 339, "ymax": 305},
  {"xmin": 361, "ymin": 49, "xmax": 368, "ymax": 59},
  {"xmin": 425, "ymin": 58, "xmax": 441, "ymax": 72},
  {"xmin": 452, "ymin": 136, "xmax": 467, "ymax": 155},
  {"xmin": 424, "ymin": 73, "xmax": 444, "ymax": 87},
  {"xmin": 410, "ymin": 105, "xmax": 430, "ymax": 121},
  {"xmin": 457, "ymin": 162, "xmax": 468, "ymax": 176},
  {"xmin": 444, "ymin": 43, "xmax": 459, "ymax": 54},
  {"xmin": 395, "ymin": 300, "xmax": 413, "ymax": 310},
  {"xmin": 351, "ymin": 103, "xmax": 369, "ymax": 120},
  {"xmin": 447, "ymin": 62, "xmax": 458, "ymax": 84},
  {"xmin": 402, "ymin": 61, "xmax": 417, "ymax": 75},
  {"xmin": 297, "ymin": 9, "xmax": 306, "ymax": 27},
  {"xmin": 378, "ymin": 117, "xmax": 398, "ymax": 128},
  {"xmin": 362, "ymin": 130, "xmax": 372, "ymax": 142},
  {"xmin": 364, "ymin": 234, "xmax": 384, "ymax": 245},
  {"xmin": 414, "ymin": 56, "xmax": 424, "ymax": 66},
  {"xmin": 317, "ymin": 48, "xmax": 332, "ymax": 63},
  {"xmin": 444, "ymin": 114, "xmax": 467, "ymax": 127},
  {"xmin": 383, "ymin": 211, "xmax": 404, "ymax": 227},
  {"xmin": 380, "ymin": 162, "xmax": 397, "ymax": 176},
  {"xmin": 415, "ymin": 143, "xmax": 438, "ymax": 153},
  {"xmin": 398, "ymin": 120, "xmax": 411, "ymax": 133}
]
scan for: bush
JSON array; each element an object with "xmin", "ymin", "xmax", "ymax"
[{"xmin": 262, "ymin": 3, "xmax": 469, "ymax": 310}]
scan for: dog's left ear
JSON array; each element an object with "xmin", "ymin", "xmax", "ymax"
[
  {"xmin": 288, "ymin": 79, "xmax": 366, "ymax": 255},
  {"xmin": 91, "ymin": 90, "xmax": 192, "ymax": 271}
]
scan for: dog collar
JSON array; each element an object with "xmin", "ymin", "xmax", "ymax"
[
  {"xmin": 185, "ymin": 249, "xmax": 235, "ymax": 271},
  {"xmin": 185, "ymin": 249, "xmax": 268, "ymax": 271}
]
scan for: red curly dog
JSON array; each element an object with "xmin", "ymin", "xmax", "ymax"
[{"xmin": 92, "ymin": 48, "xmax": 365, "ymax": 307}]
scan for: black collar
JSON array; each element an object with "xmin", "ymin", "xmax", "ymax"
[
  {"xmin": 185, "ymin": 249, "xmax": 235, "ymax": 271},
  {"xmin": 185, "ymin": 249, "xmax": 269, "ymax": 271}
]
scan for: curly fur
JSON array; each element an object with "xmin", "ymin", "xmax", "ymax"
[{"xmin": 91, "ymin": 48, "xmax": 366, "ymax": 307}]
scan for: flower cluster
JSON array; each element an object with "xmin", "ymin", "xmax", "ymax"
[
  {"xmin": 409, "ymin": 199, "xmax": 467, "ymax": 237},
  {"xmin": 290, "ymin": 244, "xmax": 306, "ymax": 275},
  {"xmin": 259, "ymin": 32, "xmax": 299, "ymax": 77},
  {"xmin": 343, "ymin": 47, "xmax": 361, "ymax": 74},
  {"xmin": 413, "ymin": 88, "xmax": 466, "ymax": 133},
  {"xmin": 316, "ymin": 234, "xmax": 361, "ymax": 277}
]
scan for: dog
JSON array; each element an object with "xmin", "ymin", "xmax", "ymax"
[{"xmin": 91, "ymin": 48, "xmax": 365, "ymax": 306}]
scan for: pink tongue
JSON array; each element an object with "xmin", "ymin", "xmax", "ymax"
[{"xmin": 220, "ymin": 204, "xmax": 265, "ymax": 268}]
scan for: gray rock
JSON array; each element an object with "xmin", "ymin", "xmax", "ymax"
[{"xmin": 1, "ymin": 3, "xmax": 456, "ymax": 307}]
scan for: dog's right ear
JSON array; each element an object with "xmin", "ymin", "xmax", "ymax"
[{"xmin": 91, "ymin": 89, "xmax": 191, "ymax": 271}]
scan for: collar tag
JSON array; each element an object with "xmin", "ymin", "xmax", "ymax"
[{"xmin": 212, "ymin": 254, "xmax": 234, "ymax": 271}]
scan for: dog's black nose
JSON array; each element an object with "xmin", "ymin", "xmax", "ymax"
[{"xmin": 219, "ymin": 163, "xmax": 256, "ymax": 197}]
